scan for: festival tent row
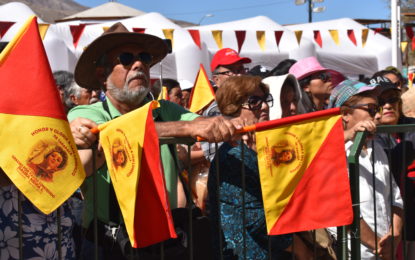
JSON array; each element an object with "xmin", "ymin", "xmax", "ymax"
[
  {"xmin": 0, "ymin": 2, "xmax": 394, "ymax": 82},
  {"xmin": 0, "ymin": 2, "xmax": 77, "ymax": 72},
  {"xmin": 285, "ymin": 18, "xmax": 397, "ymax": 77},
  {"xmin": 187, "ymin": 16, "xmax": 316, "ymax": 74}
]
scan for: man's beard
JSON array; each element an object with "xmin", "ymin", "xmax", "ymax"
[{"xmin": 107, "ymin": 71, "xmax": 149, "ymax": 107}]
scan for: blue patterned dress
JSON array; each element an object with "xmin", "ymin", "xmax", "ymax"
[
  {"xmin": 208, "ymin": 142, "xmax": 292, "ymax": 259},
  {"xmin": 0, "ymin": 184, "xmax": 75, "ymax": 260}
]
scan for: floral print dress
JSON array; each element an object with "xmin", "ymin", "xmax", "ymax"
[{"xmin": 0, "ymin": 185, "xmax": 75, "ymax": 260}]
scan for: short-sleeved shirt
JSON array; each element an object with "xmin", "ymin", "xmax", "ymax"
[{"xmin": 68, "ymin": 98, "xmax": 198, "ymax": 228}]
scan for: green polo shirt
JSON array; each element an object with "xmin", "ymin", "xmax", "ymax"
[{"xmin": 68, "ymin": 98, "xmax": 198, "ymax": 228}]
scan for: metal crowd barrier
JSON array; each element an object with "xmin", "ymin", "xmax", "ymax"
[{"xmin": 13, "ymin": 124, "xmax": 415, "ymax": 260}]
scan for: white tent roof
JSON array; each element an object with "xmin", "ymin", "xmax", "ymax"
[
  {"xmin": 285, "ymin": 18, "xmax": 397, "ymax": 77},
  {"xmin": 0, "ymin": 2, "xmax": 75, "ymax": 72},
  {"xmin": 58, "ymin": 2, "xmax": 145, "ymax": 22},
  {"xmin": 188, "ymin": 16, "xmax": 316, "ymax": 73},
  {"xmin": 51, "ymin": 12, "xmax": 205, "ymax": 82}
]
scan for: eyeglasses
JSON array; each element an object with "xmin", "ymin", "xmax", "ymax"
[
  {"xmin": 117, "ymin": 52, "xmax": 152, "ymax": 66},
  {"xmin": 347, "ymin": 103, "xmax": 382, "ymax": 117},
  {"xmin": 243, "ymin": 93, "xmax": 273, "ymax": 110},
  {"xmin": 378, "ymin": 97, "xmax": 400, "ymax": 107},
  {"xmin": 214, "ymin": 67, "xmax": 249, "ymax": 76},
  {"xmin": 310, "ymin": 72, "xmax": 331, "ymax": 83}
]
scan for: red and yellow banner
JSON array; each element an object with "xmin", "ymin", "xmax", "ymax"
[
  {"xmin": 0, "ymin": 16, "xmax": 85, "ymax": 214},
  {"xmin": 188, "ymin": 64, "xmax": 215, "ymax": 113},
  {"xmin": 98, "ymin": 101, "xmax": 176, "ymax": 248},
  {"xmin": 256, "ymin": 108, "xmax": 352, "ymax": 235}
]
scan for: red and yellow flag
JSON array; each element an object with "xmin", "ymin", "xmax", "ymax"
[
  {"xmin": 256, "ymin": 108, "xmax": 352, "ymax": 235},
  {"xmin": 98, "ymin": 100, "xmax": 176, "ymax": 248},
  {"xmin": 0, "ymin": 16, "xmax": 86, "ymax": 214},
  {"xmin": 157, "ymin": 86, "xmax": 169, "ymax": 100},
  {"xmin": 188, "ymin": 64, "xmax": 215, "ymax": 113}
]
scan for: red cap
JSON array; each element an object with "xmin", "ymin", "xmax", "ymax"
[{"xmin": 210, "ymin": 48, "xmax": 251, "ymax": 72}]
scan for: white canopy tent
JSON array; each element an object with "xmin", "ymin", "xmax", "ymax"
[
  {"xmin": 56, "ymin": 2, "xmax": 146, "ymax": 23},
  {"xmin": 188, "ymin": 16, "xmax": 316, "ymax": 74},
  {"xmin": 285, "ymin": 18, "xmax": 398, "ymax": 78},
  {"xmin": 50, "ymin": 12, "xmax": 206, "ymax": 83},
  {"xmin": 0, "ymin": 2, "xmax": 77, "ymax": 72}
]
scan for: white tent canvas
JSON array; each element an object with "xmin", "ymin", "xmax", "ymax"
[
  {"xmin": 51, "ymin": 12, "xmax": 206, "ymax": 83},
  {"xmin": 285, "ymin": 18, "xmax": 397, "ymax": 78},
  {"xmin": 0, "ymin": 2, "xmax": 76, "ymax": 72},
  {"xmin": 188, "ymin": 16, "xmax": 316, "ymax": 74}
]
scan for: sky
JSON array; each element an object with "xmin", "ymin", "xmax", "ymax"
[{"xmin": 75, "ymin": 0, "xmax": 391, "ymax": 26}]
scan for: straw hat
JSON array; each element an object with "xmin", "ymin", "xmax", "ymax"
[{"xmin": 75, "ymin": 22, "xmax": 168, "ymax": 90}]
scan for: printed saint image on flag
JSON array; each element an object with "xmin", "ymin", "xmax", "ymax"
[
  {"xmin": 188, "ymin": 64, "xmax": 215, "ymax": 113},
  {"xmin": 98, "ymin": 100, "xmax": 176, "ymax": 248},
  {"xmin": 0, "ymin": 16, "xmax": 86, "ymax": 214},
  {"xmin": 256, "ymin": 108, "xmax": 353, "ymax": 235}
]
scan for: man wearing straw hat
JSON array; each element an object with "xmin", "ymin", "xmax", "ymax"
[{"xmin": 68, "ymin": 22, "xmax": 242, "ymax": 259}]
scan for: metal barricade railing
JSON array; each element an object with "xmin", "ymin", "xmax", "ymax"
[
  {"xmin": 11, "ymin": 124, "xmax": 415, "ymax": 260},
  {"xmin": 347, "ymin": 124, "xmax": 415, "ymax": 260}
]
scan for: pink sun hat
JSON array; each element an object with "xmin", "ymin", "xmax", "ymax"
[{"xmin": 289, "ymin": 56, "xmax": 345, "ymax": 86}]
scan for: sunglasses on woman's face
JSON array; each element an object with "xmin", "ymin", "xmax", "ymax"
[
  {"xmin": 310, "ymin": 72, "xmax": 331, "ymax": 83},
  {"xmin": 378, "ymin": 97, "xmax": 400, "ymax": 107},
  {"xmin": 347, "ymin": 103, "xmax": 382, "ymax": 117},
  {"xmin": 117, "ymin": 52, "xmax": 152, "ymax": 66},
  {"xmin": 243, "ymin": 94, "xmax": 274, "ymax": 111}
]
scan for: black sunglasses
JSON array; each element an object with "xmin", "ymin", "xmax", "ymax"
[
  {"xmin": 243, "ymin": 93, "xmax": 273, "ymax": 110},
  {"xmin": 378, "ymin": 97, "xmax": 400, "ymax": 107},
  {"xmin": 117, "ymin": 52, "xmax": 152, "ymax": 66},
  {"xmin": 310, "ymin": 72, "xmax": 331, "ymax": 83},
  {"xmin": 347, "ymin": 103, "xmax": 382, "ymax": 117},
  {"xmin": 215, "ymin": 67, "xmax": 249, "ymax": 76}
]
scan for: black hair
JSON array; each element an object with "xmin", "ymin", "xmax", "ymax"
[{"xmin": 267, "ymin": 59, "xmax": 297, "ymax": 77}]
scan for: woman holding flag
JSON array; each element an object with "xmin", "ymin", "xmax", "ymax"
[{"xmin": 207, "ymin": 75, "xmax": 312, "ymax": 259}]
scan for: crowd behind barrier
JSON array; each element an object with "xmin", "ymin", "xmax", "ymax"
[{"xmin": 1, "ymin": 13, "xmax": 415, "ymax": 260}]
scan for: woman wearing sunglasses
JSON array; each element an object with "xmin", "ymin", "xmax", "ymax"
[
  {"xmin": 207, "ymin": 75, "xmax": 312, "ymax": 259},
  {"xmin": 328, "ymin": 79, "xmax": 403, "ymax": 260},
  {"xmin": 374, "ymin": 77, "xmax": 415, "ymax": 259},
  {"xmin": 289, "ymin": 56, "xmax": 345, "ymax": 113}
]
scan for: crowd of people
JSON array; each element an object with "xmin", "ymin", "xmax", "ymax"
[{"xmin": 0, "ymin": 20, "xmax": 414, "ymax": 260}]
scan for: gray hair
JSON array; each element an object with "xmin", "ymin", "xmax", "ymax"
[
  {"xmin": 53, "ymin": 71, "xmax": 74, "ymax": 90},
  {"xmin": 63, "ymin": 80, "xmax": 83, "ymax": 111}
]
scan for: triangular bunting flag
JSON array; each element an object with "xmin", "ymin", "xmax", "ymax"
[
  {"xmin": 162, "ymin": 29, "xmax": 174, "ymax": 50},
  {"xmin": 188, "ymin": 64, "xmax": 215, "ymax": 113},
  {"xmin": 362, "ymin": 29, "xmax": 369, "ymax": 48},
  {"xmin": 406, "ymin": 26, "xmax": 414, "ymax": 39},
  {"xmin": 294, "ymin": 30, "xmax": 302, "ymax": 46},
  {"xmin": 235, "ymin": 30, "xmax": 246, "ymax": 53},
  {"xmin": 274, "ymin": 31, "xmax": 284, "ymax": 51},
  {"xmin": 256, "ymin": 108, "xmax": 352, "ymax": 235},
  {"xmin": 211, "ymin": 30, "xmax": 223, "ymax": 49},
  {"xmin": 132, "ymin": 28, "xmax": 146, "ymax": 34},
  {"xmin": 102, "ymin": 26, "xmax": 109, "ymax": 32},
  {"xmin": 0, "ymin": 21, "xmax": 14, "ymax": 38},
  {"xmin": 329, "ymin": 29, "xmax": 340, "ymax": 45},
  {"xmin": 374, "ymin": 28, "xmax": 383, "ymax": 34},
  {"xmin": 0, "ymin": 16, "xmax": 86, "ymax": 214},
  {"xmin": 38, "ymin": 24, "xmax": 50, "ymax": 40},
  {"xmin": 188, "ymin": 29, "xmax": 201, "ymax": 49},
  {"xmin": 256, "ymin": 31, "xmax": 266, "ymax": 51},
  {"xmin": 157, "ymin": 86, "xmax": 169, "ymax": 100},
  {"xmin": 98, "ymin": 101, "xmax": 177, "ymax": 248},
  {"xmin": 69, "ymin": 24, "xmax": 86, "ymax": 48},
  {"xmin": 401, "ymin": 41, "xmax": 408, "ymax": 53},
  {"xmin": 347, "ymin": 29, "xmax": 357, "ymax": 46},
  {"xmin": 313, "ymin": 30, "xmax": 323, "ymax": 48}
]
